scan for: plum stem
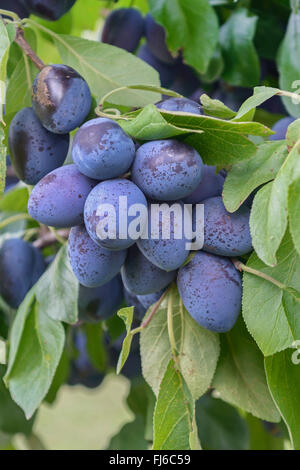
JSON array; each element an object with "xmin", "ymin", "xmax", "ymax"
[
  {"xmin": 33, "ymin": 229, "xmax": 70, "ymax": 249},
  {"xmin": 0, "ymin": 9, "xmax": 19, "ymax": 20},
  {"xmin": 131, "ymin": 287, "xmax": 171, "ymax": 335},
  {"xmin": 0, "ymin": 213, "xmax": 33, "ymax": 230},
  {"xmin": 14, "ymin": 27, "xmax": 45, "ymax": 71}
]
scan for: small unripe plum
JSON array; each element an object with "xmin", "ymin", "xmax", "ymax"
[
  {"xmin": 132, "ymin": 139, "xmax": 203, "ymax": 201},
  {"xmin": 101, "ymin": 8, "xmax": 144, "ymax": 52},
  {"xmin": 183, "ymin": 165, "xmax": 225, "ymax": 204},
  {"xmin": 0, "ymin": 238, "xmax": 45, "ymax": 308},
  {"xmin": 145, "ymin": 14, "xmax": 175, "ymax": 64},
  {"xmin": 32, "ymin": 64, "xmax": 91, "ymax": 134},
  {"xmin": 68, "ymin": 225, "xmax": 127, "ymax": 287},
  {"xmin": 72, "ymin": 118, "xmax": 135, "ymax": 180},
  {"xmin": 22, "ymin": 0, "xmax": 76, "ymax": 21},
  {"xmin": 177, "ymin": 251, "xmax": 242, "ymax": 332},
  {"xmin": 269, "ymin": 117, "xmax": 295, "ymax": 141},
  {"xmin": 28, "ymin": 164, "xmax": 97, "ymax": 228},
  {"xmin": 137, "ymin": 44, "xmax": 175, "ymax": 88},
  {"xmin": 78, "ymin": 275, "xmax": 123, "ymax": 323},
  {"xmin": 121, "ymin": 244, "xmax": 176, "ymax": 295},
  {"xmin": 156, "ymin": 97, "xmax": 202, "ymax": 115},
  {"xmin": 9, "ymin": 107, "xmax": 69, "ymax": 185},
  {"xmin": 84, "ymin": 179, "xmax": 147, "ymax": 251},
  {"xmin": 198, "ymin": 196, "xmax": 252, "ymax": 257}
]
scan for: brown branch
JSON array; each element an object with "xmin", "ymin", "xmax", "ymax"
[
  {"xmin": 14, "ymin": 27, "xmax": 45, "ymax": 71},
  {"xmin": 33, "ymin": 229, "xmax": 70, "ymax": 249}
]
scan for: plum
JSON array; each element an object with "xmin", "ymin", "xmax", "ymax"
[
  {"xmin": 9, "ymin": 107, "xmax": 69, "ymax": 185},
  {"xmin": 269, "ymin": 116, "xmax": 295, "ymax": 141},
  {"xmin": 72, "ymin": 118, "xmax": 135, "ymax": 180},
  {"xmin": 198, "ymin": 196, "xmax": 252, "ymax": 257},
  {"xmin": 123, "ymin": 287, "xmax": 146, "ymax": 320},
  {"xmin": 84, "ymin": 179, "xmax": 147, "ymax": 251},
  {"xmin": 177, "ymin": 251, "xmax": 242, "ymax": 332},
  {"xmin": 28, "ymin": 164, "xmax": 97, "ymax": 228},
  {"xmin": 156, "ymin": 97, "xmax": 202, "ymax": 115},
  {"xmin": 137, "ymin": 289, "xmax": 165, "ymax": 309},
  {"xmin": 21, "ymin": 0, "xmax": 76, "ymax": 21},
  {"xmin": 101, "ymin": 8, "xmax": 144, "ymax": 52},
  {"xmin": 183, "ymin": 165, "xmax": 225, "ymax": 204},
  {"xmin": 78, "ymin": 275, "xmax": 123, "ymax": 323},
  {"xmin": 121, "ymin": 244, "xmax": 176, "ymax": 295},
  {"xmin": 137, "ymin": 201, "xmax": 191, "ymax": 271},
  {"xmin": 144, "ymin": 14, "xmax": 175, "ymax": 64},
  {"xmin": 0, "ymin": 238, "xmax": 46, "ymax": 308},
  {"xmin": 68, "ymin": 225, "xmax": 126, "ymax": 288},
  {"xmin": 132, "ymin": 139, "xmax": 203, "ymax": 201},
  {"xmin": 32, "ymin": 64, "xmax": 91, "ymax": 134},
  {"xmin": 137, "ymin": 44, "xmax": 175, "ymax": 88}
]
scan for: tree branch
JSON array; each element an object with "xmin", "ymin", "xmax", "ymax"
[{"xmin": 33, "ymin": 229, "xmax": 69, "ymax": 249}]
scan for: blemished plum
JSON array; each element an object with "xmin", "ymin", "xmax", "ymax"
[
  {"xmin": 177, "ymin": 251, "xmax": 242, "ymax": 333},
  {"xmin": 0, "ymin": 238, "xmax": 46, "ymax": 308},
  {"xmin": 183, "ymin": 165, "xmax": 225, "ymax": 204},
  {"xmin": 137, "ymin": 201, "xmax": 191, "ymax": 271},
  {"xmin": 72, "ymin": 118, "xmax": 135, "ymax": 180},
  {"xmin": 132, "ymin": 139, "xmax": 203, "ymax": 201},
  {"xmin": 0, "ymin": 0, "xmax": 29, "ymax": 18},
  {"xmin": 137, "ymin": 289, "xmax": 166, "ymax": 310},
  {"xmin": 84, "ymin": 179, "xmax": 147, "ymax": 251},
  {"xmin": 199, "ymin": 196, "xmax": 252, "ymax": 257},
  {"xmin": 101, "ymin": 8, "xmax": 144, "ymax": 52},
  {"xmin": 21, "ymin": 0, "xmax": 76, "ymax": 21},
  {"xmin": 121, "ymin": 244, "xmax": 176, "ymax": 295},
  {"xmin": 28, "ymin": 164, "xmax": 97, "ymax": 228},
  {"xmin": 144, "ymin": 14, "xmax": 175, "ymax": 64},
  {"xmin": 32, "ymin": 64, "xmax": 91, "ymax": 134},
  {"xmin": 68, "ymin": 225, "xmax": 127, "ymax": 288},
  {"xmin": 9, "ymin": 107, "xmax": 69, "ymax": 185},
  {"xmin": 269, "ymin": 116, "xmax": 295, "ymax": 141},
  {"xmin": 78, "ymin": 275, "xmax": 123, "ymax": 323},
  {"xmin": 137, "ymin": 44, "xmax": 175, "ymax": 88},
  {"xmin": 124, "ymin": 287, "xmax": 146, "ymax": 320},
  {"xmin": 156, "ymin": 97, "xmax": 202, "ymax": 115}
]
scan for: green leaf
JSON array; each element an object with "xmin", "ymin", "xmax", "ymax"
[
  {"xmin": 199, "ymin": 46, "xmax": 224, "ymax": 84},
  {"xmin": 84, "ymin": 323, "xmax": 108, "ymax": 372},
  {"xmin": 243, "ymin": 232, "xmax": 300, "ymax": 356},
  {"xmin": 265, "ymin": 349, "xmax": 300, "ymax": 449},
  {"xmin": 140, "ymin": 288, "xmax": 219, "ymax": 400},
  {"xmin": 0, "ymin": 365, "xmax": 35, "ymax": 435},
  {"xmin": 220, "ymin": 8, "xmax": 260, "ymax": 87},
  {"xmin": 278, "ymin": 11, "xmax": 300, "ymax": 118},
  {"xmin": 200, "ymin": 93, "xmax": 237, "ymax": 119},
  {"xmin": 235, "ymin": 86, "xmax": 280, "ymax": 121},
  {"xmin": 223, "ymin": 141, "xmax": 287, "ymax": 212},
  {"xmin": 148, "ymin": 0, "xmax": 219, "ymax": 73},
  {"xmin": 212, "ymin": 317, "xmax": 280, "ymax": 422},
  {"xmin": 0, "ymin": 127, "xmax": 6, "ymax": 196},
  {"xmin": 107, "ymin": 416, "xmax": 149, "ymax": 450},
  {"xmin": 0, "ymin": 184, "xmax": 29, "ymax": 213},
  {"xmin": 116, "ymin": 307, "xmax": 134, "ymax": 374},
  {"xmin": 52, "ymin": 34, "xmax": 160, "ymax": 106},
  {"xmin": 44, "ymin": 348, "xmax": 70, "ymax": 404},
  {"xmin": 286, "ymin": 118, "xmax": 300, "ymax": 151},
  {"xmin": 153, "ymin": 359, "xmax": 199, "ymax": 450},
  {"xmin": 0, "ymin": 22, "xmax": 15, "ymax": 124},
  {"xmin": 4, "ymin": 290, "xmax": 65, "ymax": 418},
  {"xmin": 289, "ymin": 178, "xmax": 300, "ymax": 256},
  {"xmin": 247, "ymin": 414, "xmax": 285, "ymax": 450},
  {"xmin": 35, "ymin": 244, "xmax": 79, "ymax": 324},
  {"xmin": 196, "ymin": 395, "xmax": 249, "ymax": 450}
]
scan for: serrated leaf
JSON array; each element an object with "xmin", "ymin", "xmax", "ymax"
[
  {"xmin": 223, "ymin": 141, "xmax": 287, "ymax": 212},
  {"xmin": 220, "ymin": 8, "xmax": 260, "ymax": 87},
  {"xmin": 289, "ymin": 178, "xmax": 300, "ymax": 256},
  {"xmin": 35, "ymin": 244, "xmax": 79, "ymax": 324},
  {"xmin": 242, "ymin": 232, "xmax": 300, "ymax": 357},
  {"xmin": 4, "ymin": 290, "xmax": 65, "ymax": 418},
  {"xmin": 116, "ymin": 306, "xmax": 134, "ymax": 374},
  {"xmin": 53, "ymin": 34, "xmax": 160, "ymax": 106},
  {"xmin": 265, "ymin": 349, "xmax": 300, "ymax": 449},
  {"xmin": 153, "ymin": 359, "xmax": 198, "ymax": 450},
  {"xmin": 148, "ymin": 0, "xmax": 219, "ymax": 74},
  {"xmin": 234, "ymin": 86, "xmax": 280, "ymax": 121},
  {"xmin": 212, "ymin": 317, "xmax": 280, "ymax": 422},
  {"xmin": 140, "ymin": 288, "xmax": 219, "ymax": 400}
]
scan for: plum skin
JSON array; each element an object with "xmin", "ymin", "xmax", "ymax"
[
  {"xmin": 101, "ymin": 8, "xmax": 144, "ymax": 52},
  {"xmin": 137, "ymin": 44, "xmax": 175, "ymax": 88},
  {"xmin": 123, "ymin": 287, "xmax": 146, "ymax": 320},
  {"xmin": 21, "ymin": 0, "xmax": 76, "ymax": 21},
  {"xmin": 0, "ymin": 0, "xmax": 29, "ymax": 18},
  {"xmin": 68, "ymin": 225, "xmax": 127, "ymax": 288},
  {"xmin": 78, "ymin": 275, "xmax": 123, "ymax": 323},
  {"xmin": 32, "ymin": 64, "xmax": 91, "ymax": 134},
  {"xmin": 72, "ymin": 118, "xmax": 135, "ymax": 180},
  {"xmin": 132, "ymin": 139, "xmax": 203, "ymax": 201},
  {"xmin": 0, "ymin": 238, "xmax": 46, "ymax": 308},
  {"xmin": 156, "ymin": 97, "xmax": 202, "ymax": 115},
  {"xmin": 177, "ymin": 251, "xmax": 242, "ymax": 333},
  {"xmin": 183, "ymin": 165, "xmax": 225, "ymax": 204},
  {"xmin": 144, "ymin": 14, "xmax": 175, "ymax": 64},
  {"xmin": 121, "ymin": 244, "xmax": 176, "ymax": 295},
  {"xmin": 28, "ymin": 164, "xmax": 97, "ymax": 228},
  {"xmin": 9, "ymin": 107, "xmax": 69, "ymax": 185},
  {"xmin": 199, "ymin": 196, "xmax": 252, "ymax": 257},
  {"xmin": 84, "ymin": 179, "xmax": 147, "ymax": 251},
  {"xmin": 269, "ymin": 117, "xmax": 295, "ymax": 141}
]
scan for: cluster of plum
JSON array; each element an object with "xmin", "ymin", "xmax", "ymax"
[{"xmin": 0, "ymin": 0, "xmax": 77, "ymax": 21}]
